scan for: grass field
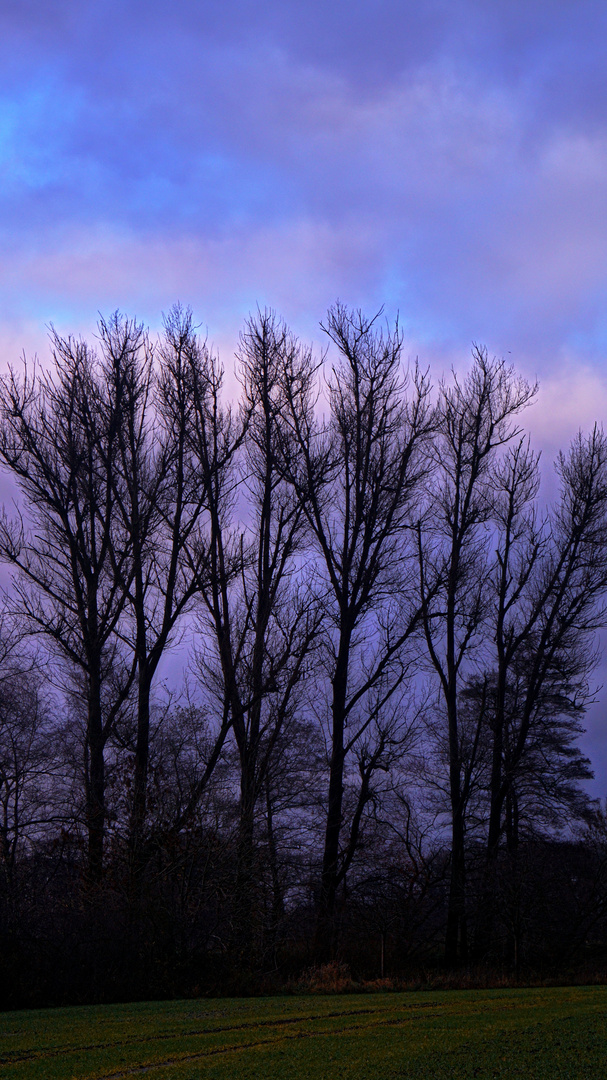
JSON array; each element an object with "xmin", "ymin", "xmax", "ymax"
[{"xmin": 1, "ymin": 985, "xmax": 606, "ymax": 1079}]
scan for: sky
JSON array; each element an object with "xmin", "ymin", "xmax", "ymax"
[{"xmin": 2, "ymin": 0, "xmax": 607, "ymax": 791}]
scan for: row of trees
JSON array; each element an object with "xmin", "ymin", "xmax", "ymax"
[{"xmin": 1, "ymin": 303, "xmax": 607, "ymax": 1002}]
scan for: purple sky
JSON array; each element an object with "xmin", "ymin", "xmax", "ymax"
[{"xmin": 2, "ymin": 0, "xmax": 607, "ymax": 793}]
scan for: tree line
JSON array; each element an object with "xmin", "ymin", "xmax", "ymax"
[{"xmin": 1, "ymin": 303, "xmax": 607, "ymax": 1005}]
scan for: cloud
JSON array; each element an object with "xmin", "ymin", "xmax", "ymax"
[
  {"xmin": 0, "ymin": 2, "xmax": 606, "ymax": 381},
  {"xmin": 0, "ymin": 217, "xmax": 388, "ymax": 368},
  {"xmin": 528, "ymin": 363, "xmax": 607, "ymax": 453}
]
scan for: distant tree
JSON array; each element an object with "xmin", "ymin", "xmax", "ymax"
[{"xmin": 0, "ymin": 643, "xmax": 59, "ymax": 882}]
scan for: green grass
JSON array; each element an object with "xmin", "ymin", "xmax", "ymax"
[{"xmin": 1, "ymin": 985, "xmax": 607, "ymax": 1079}]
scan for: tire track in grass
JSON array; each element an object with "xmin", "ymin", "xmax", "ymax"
[
  {"xmin": 93, "ymin": 1020, "xmax": 397, "ymax": 1078},
  {"xmin": 0, "ymin": 1006, "xmax": 399, "ymax": 1068},
  {"xmin": 91, "ymin": 1007, "xmax": 455, "ymax": 1080},
  {"xmin": 94, "ymin": 997, "xmax": 598, "ymax": 1080}
]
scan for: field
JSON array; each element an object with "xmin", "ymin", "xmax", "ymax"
[{"xmin": 1, "ymin": 985, "xmax": 607, "ymax": 1079}]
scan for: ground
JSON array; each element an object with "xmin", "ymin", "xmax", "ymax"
[{"xmin": 1, "ymin": 985, "xmax": 607, "ymax": 1079}]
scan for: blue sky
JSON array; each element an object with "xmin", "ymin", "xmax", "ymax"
[{"xmin": 3, "ymin": 0, "xmax": 607, "ymax": 790}]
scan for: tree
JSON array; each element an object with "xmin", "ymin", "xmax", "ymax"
[
  {"xmin": 473, "ymin": 426, "xmax": 607, "ymax": 958},
  {"xmin": 190, "ymin": 310, "xmax": 321, "ymax": 963},
  {"xmin": 416, "ymin": 349, "xmax": 536, "ymax": 964},
  {"xmin": 0, "ymin": 647, "xmax": 59, "ymax": 883},
  {"xmin": 98, "ymin": 308, "xmax": 213, "ymax": 876},
  {"xmin": 0, "ymin": 335, "xmax": 135, "ymax": 882},
  {"xmin": 280, "ymin": 304, "xmax": 434, "ymax": 955}
]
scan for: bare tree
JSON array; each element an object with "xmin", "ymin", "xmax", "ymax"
[
  {"xmin": 99, "ymin": 308, "xmax": 213, "ymax": 875},
  {"xmin": 280, "ymin": 303, "xmax": 434, "ymax": 955},
  {"xmin": 0, "ymin": 622, "xmax": 61, "ymax": 885},
  {"xmin": 190, "ymin": 310, "xmax": 321, "ymax": 962},
  {"xmin": 416, "ymin": 349, "xmax": 536, "ymax": 965},
  {"xmin": 472, "ymin": 425, "xmax": 607, "ymax": 958},
  {"xmin": 0, "ymin": 336, "xmax": 135, "ymax": 881}
]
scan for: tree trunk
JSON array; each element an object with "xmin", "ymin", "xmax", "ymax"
[
  {"xmin": 232, "ymin": 756, "xmax": 259, "ymax": 966},
  {"xmin": 445, "ymin": 800, "xmax": 467, "ymax": 966},
  {"xmin": 265, "ymin": 774, "xmax": 285, "ymax": 929},
  {"xmin": 129, "ymin": 667, "xmax": 152, "ymax": 882},
  {"xmin": 86, "ymin": 670, "xmax": 105, "ymax": 885},
  {"xmin": 474, "ymin": 706, "xmax": 505, "ymax": 960},
  {"xmin": 444, "ymin": 665, "xmax": 468, "ymax": 965},
  {"xmin": 316, "ymin": 639, "xmax": 349, "ymax": 959}
]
